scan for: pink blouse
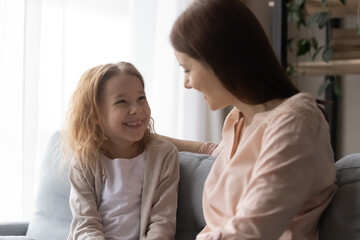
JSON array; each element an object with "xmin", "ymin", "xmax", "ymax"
[{"xmin": 197, "ymin": 93, "xmax": 337, "ymax": 240}]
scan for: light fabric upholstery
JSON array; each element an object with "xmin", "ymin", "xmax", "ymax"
[
  {"xmin": 319, "ymin": 153, "xmax": 360, "ymax": 240},
  {"xmin": 26, "ymin": 132, "xmax": 72, "ymax": 240},
  {"xmin": 0, "ymin": 132, "xmax": 215, "ymax": 240},
  {"xmin": 176, "ymin": 152, "xmax": 215, "ymax": 240},
  {"xmin": 1, "ymin": 131, "xmax": 360, "ymax": 240},
  {"xmin": 0, "ymin": 223, "xmax": 28, "ymax": 236}
]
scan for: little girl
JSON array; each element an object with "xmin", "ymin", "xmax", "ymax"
[{"xmin": 62, "ymin": 61, "xmax": 179, "ymax": 240}]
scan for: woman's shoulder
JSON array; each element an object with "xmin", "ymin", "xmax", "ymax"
[
  {"xmin": 263, "ymin": 92, "xmax": 326, "ymax": 137},
  {"xmin": 266, "ymin": 92, "xmax": 322, "ymax": 122}
]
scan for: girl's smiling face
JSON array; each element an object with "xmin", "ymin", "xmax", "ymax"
[
  {"xmin": 98, "ymin": 73, "xmax": 151, "ymax": 150},
  {"xmin": 174, "ymin": 50, "xmax": 235, "ymax": 111}
]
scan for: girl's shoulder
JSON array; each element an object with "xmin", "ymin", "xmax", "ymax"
[{"xmin": 146, "ymin": 137, "xmax": 178, "ymax": 153}]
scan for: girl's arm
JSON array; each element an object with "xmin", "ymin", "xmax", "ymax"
[
  {"xmin": 68, "ymin": 163, "xmax": 105, "ymax": 240},
  {"xmin": 157, "ymin": 134, "xmax": 204, "ymax": 153},
  {"xmin": 142, "ymin": 145, "xmax": 180, "ymax": 240}
]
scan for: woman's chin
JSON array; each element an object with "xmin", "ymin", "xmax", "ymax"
[{"xmin": 207, "ymin": 102, "xmax": 219, "ymax": 111}]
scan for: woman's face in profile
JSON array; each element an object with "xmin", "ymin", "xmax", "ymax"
[{"xmin": 174, "ymin": 49, "xmax": 235, "ymax": 111}]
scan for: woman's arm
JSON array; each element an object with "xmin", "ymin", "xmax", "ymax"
[
  {"xmin": 68, "ymin": 163, "xmax": 105, "ymax": 240},
  {"xmin": 157, "ymin": 134, "xmax": 204, "ymax": 153}
]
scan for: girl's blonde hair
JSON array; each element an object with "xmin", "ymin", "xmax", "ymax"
[{"xmin": 62, "ymin": 61, "xmax": 154, "ymax": 169}]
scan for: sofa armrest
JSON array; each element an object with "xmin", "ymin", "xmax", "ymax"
[{"xmin": 0, "ymin": 222, "xmax": 29, "ymax": 236}]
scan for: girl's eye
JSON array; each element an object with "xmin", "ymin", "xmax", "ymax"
[
  {"xmin": 116, "ymin": 99, "xmax": 127, "ymax": 104},
  {"xmin": 184, "ymin": 70, "xmax": 190, "ymax": 73},
  {"xmin": 138, "ymin": 96, "xmax": 147, "ymax": 101}
]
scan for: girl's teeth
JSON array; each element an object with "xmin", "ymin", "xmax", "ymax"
[{"xmin": 126, "ymin": 121, "xmax": 142, "ymax": 126}]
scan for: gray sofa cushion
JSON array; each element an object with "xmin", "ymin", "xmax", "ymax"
[
  {"xmin": 0, "ymin": 222, "xmax": 28, "ymax": 236},
  {"xmin": 176, "ymin": 152, "xmax": 215, "ymax": 240},
  {"xmin": 26, "ymin": 132, "xmax": 72, "ymax": 240},
  {"xmin": 319, "ymin": 153, "xmax": 360, "ymax": 240},
  {"xmin": 23, "ymin": 132, "xmax": 215, "ymax": 240},
  {"xmin": 0, "ymin": 237, "xmax": 34, "ymax": 240},
  {"xmin": 9, "ymin": 130, "xmax": 360, "ymax": 240}
]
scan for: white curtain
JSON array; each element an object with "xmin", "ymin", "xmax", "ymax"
[{"xmin": 0, "ymin": 0, "xmax": 223, "ymax": 221}]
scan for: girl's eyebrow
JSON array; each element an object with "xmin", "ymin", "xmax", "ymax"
[
  {"xmin": 114, "ymin": 94, "xmax": 126, "ymax": 99},
  {"xmin": 114, "ymin": 91, "xmax": 145, "ymax": 99}
]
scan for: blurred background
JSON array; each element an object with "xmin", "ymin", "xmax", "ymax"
[{"xmin": 0, "ymin": 0, "xmax": 359, "ymax": 223}]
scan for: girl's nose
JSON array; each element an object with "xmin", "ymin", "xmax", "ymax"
[{"xmin": 129, "ymin": 103, "xmax": 141, "ymax": 114}]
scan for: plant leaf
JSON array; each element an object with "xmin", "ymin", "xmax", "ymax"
[
  {"xmin": 310, "ymin": 37, "xmax": 318, "ymax": 50},
  {"xmin": 287, "ymin": 38, "xmax": 294, "ymax": 53},
  {"xmin": 333, "ymin": 80, "xmax": 342, "ymax": 97},
  {"xmin": 318, "ymin": 12, "xmax": 330, "ymax": 29},
  {"xmin": 318, "ymin": 80, "xmax": 329, "ymax": 96},
  {"xmin": 287, "ymin": 12, "xmax": 294, "ymax": 22},
  {"xmin": 322, "ymin": 45, "xmax": 333, "ymax": 62},
  {"xmin": 339, "ymin": 0, "xmax": 347, "ymax": 5},
  {"xmin": 312, "ymin": 46, "xmax": 325, "ymax": 60},
  {"xmin": 297, "ymin": 4, "xmax": 306, "ymax": 27},
  {"xmin": 293, "ymin": 11, "xmax": 300, "ymax": 21},
  {"xmin": 321, "ymin": 0, "xmax": 327, "ymax": 7},
  {"xmin": 295, "ymin": 0, "xmax": 304, "ymax": 7},
  {"xmin": 308, "ymin": 12, "xmax": 322, "ymax": 27},
  {"xmin": 297, "ymin": 21, "xmax": 302, "ymax": 30},
  {"xmin": 357, "ymin": 24, "xmax": 360, "ymax": 35},
  {"xmin": 297, "ymin": 39, "xmax": 311, "ymax": 56},
  {"xmin": 287, "ymin": 64, "xmax": 297, "ymax": 78}
]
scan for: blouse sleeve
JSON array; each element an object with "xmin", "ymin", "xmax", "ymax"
[
  {"xmin": 198, "ymin": 140, "xmax": 224, "ymax": 157},
  {"xmin": 68, "ymin": 163, "xmax": 105, "ymax": 240},
  {"xmin": 197, "ymin": 112, "xmax": 328, "ymax": 240}
]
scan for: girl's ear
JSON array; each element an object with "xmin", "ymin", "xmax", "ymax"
[{"xmin": 93, "ymin": 112, "xmax": 101, "ymax": 125}]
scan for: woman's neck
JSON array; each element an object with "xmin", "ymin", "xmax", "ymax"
[{"xmin": 234, "ymin": 98, "xmax": 286, "ymax": 127}]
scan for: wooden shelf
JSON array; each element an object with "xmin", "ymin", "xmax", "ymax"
[
  {"xmin": 306, "ymin": 0, "xmax": 359, "ymax": 18},
  {"xmin": 295, "ymin": 59, "xmax": 360, "ymax": 75}
]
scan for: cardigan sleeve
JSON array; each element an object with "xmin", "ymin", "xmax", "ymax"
[
  {"xmin": 68, "ymin": 162, "xmax": 105, "ymax": 240},
  {"xmin": 141, "ymin": 146, "xmax": 180, "ymax": 240},
  {"xmin": 197, "ymin": 112, "xmax": 334, "ymax": 240}
]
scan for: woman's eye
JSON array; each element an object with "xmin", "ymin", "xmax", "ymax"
[{"xmin": 184, "ymin": 70, "xmax": 190, "ymax": 73}]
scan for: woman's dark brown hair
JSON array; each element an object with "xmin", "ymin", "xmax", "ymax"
[{"xmin": 170, "ymin": 0, "xmax": 299, "ymax": 104}]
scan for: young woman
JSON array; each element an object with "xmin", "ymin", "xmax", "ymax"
[
  {"xmin": 163, "ymin": 0, "xmax": 337, "ymax": 239},
  {"xmin": 62, "ymin": 62, "xmax": 179, "ymax": 240}
]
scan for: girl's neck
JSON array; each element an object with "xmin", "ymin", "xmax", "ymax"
[{"xmin": 105, "ymin": 141, "xmax": 144, "ymax": 159}]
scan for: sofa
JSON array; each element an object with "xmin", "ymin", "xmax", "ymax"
[{"xmin": 0, "ymin": 132, "xmax": 359, "ymax": 240}]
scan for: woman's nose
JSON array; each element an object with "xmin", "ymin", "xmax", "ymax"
[{"xmin": 184, "ymin": 77, "xmax": 192, "ymax": 89}]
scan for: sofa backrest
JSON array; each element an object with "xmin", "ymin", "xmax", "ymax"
[
  {"xmin": 319, "ymin": 153, "xmax": 360, "ymax": 240},
  {"xmin": 26, "ymin": 132, "xmax": 72, "ymax": 240},
  {"xmin": 27, "ymin": 131, "xmax": 360, "ymax": 240},
  {"xmin": 175, "ymin": 152, "xmax": 215, "ymax": 240},
  {"xmin": 26, "ymin": 132, "xmax": 215, "ymax": 240}
]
